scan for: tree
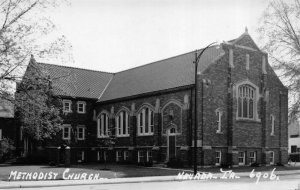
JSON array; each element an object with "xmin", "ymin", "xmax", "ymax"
[
  {"xmin": 0, "ymin": 0, "xmax": 72, "ymax": 143},
  {"xmin": 0, "ymin": 0, "xmax": 72, "ymax": 103},
  {"xmin": 257, "ymin": 0, "xmax": 300, "ymax": 117},
  {"xmin": 0, "ymin": 137, "xmax": 15, "ymax": 162},
  {"xmin": 98, "ymin": 134, "xmax": 116, "ymax": 170},
  {"xmin": 15, "ymin": 58, "xmax": 63, "ymax": 141}
]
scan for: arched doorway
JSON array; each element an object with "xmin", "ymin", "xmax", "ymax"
[{"xmin": 167, "ymin": 127, "xmax": 176, "ymax": 160}]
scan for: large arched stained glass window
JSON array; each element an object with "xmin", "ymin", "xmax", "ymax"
[{"xmin": 238, "ymin": 85, "xmax": 255, "ymax": 119}]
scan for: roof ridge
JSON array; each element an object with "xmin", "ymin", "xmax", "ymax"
[
  {"xmin": 37, "ymin": 45, "xmax": 219, "ymax": 76},
  {"xmin": 37, "ymin": 62, "xmax": 115, "ymax": 74},
  {"xmin": 115, "ymin": 45, "xmax": 217, "ymax": 75}
]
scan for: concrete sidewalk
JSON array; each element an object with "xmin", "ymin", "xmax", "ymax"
[
  {"xmin": 0, "ymin": 169, "xmax": 299, "ymax": 189},
  {"xmin": 0, "ymin": 176, "xmax": 178, "ymax": 189}
]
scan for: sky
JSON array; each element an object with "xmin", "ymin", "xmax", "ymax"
[{"xmin": 46, "ymin": 0, "xmax": 271, "ymax": 73}]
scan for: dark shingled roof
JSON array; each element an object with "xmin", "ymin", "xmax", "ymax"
[
  {"xmin": 98, "ymin": 46, "xmax": 224, "ymax": 102},
  {"xmin": 38, "ymin": 63, "xmax": 114, "ymax": 99},
  {"xmin": 35, "ymin": 45, "xmax": 224, "ymax": 101}
]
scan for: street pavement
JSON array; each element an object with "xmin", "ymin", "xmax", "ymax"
[{"xmin": 2, "ymin": 178, "xmax": 300, "ymax": 190}]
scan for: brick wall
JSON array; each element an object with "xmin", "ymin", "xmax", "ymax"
[
  {"xmin": 95, "ymin": 88, "xmax": 192, "ymax": 164},
  {"xmin": 197, "ymin": 34, "xmax": 288, "ymax": 166}
]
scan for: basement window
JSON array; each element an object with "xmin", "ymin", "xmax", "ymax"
[
  {"xmin": 215, "ymin": 151, "xmax": 221, "ymax": 166},
  {"xmin": 238, "ymin": 152, "xmax": 245, "ymax": 165},
  {"xmin": 269, "ymin": 151, "xmax": 274, "ymax": 165},
  {"xmin": 249, "ymin": 152, "xmax": 256, "ymax": 164}
]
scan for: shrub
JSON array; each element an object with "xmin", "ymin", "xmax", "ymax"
[
  {"xmin": 14, "ymin": 153, "xmax": 49, "ymax": 165},
  {"xmin": 0, "ymin": 138, "xmax": 15, "ymax": 162},
  {"xmin": 137, "ymin": 161, "xmax": 153, "ymax": 167},
  {"xmin": 250, "ymin": 162, "xmax": 260, "ymax": 167},
  {"xmin": 276, "ymin": 162, "xmax": 284, "ymax": 166},
  {"xmin": 167, "ymin": 157, "xmax": 184, "ymax": 168},
  {"xmin": 49, "ymin": 161, "xmax": 56, "ymax": 166},
  {"xmin": 220, "ymin": 163, "xmax": 232, "ymax": 168}
]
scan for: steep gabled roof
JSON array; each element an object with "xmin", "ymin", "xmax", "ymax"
[
  {"xmin": 37, "ymin": 63, "xmax": 114, "ymax": 99},
  {"xmin": 23, "ymin": 32, "xmax": 285, "ymax": 104},
  {"xmin": 98, "ymin": 46, "xmax": 224, "ymax": 102},
  {"xmin": 30, "ymin": 45, "xmax": 223, "ymax": 102}
]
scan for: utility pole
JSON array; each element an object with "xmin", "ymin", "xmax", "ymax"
[{"xmin": 193, "ymin": 42, "xmax": 217, "ymax": 175}]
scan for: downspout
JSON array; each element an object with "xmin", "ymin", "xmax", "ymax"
[{"xmin": 279, "ymin": 91, "xmax": 282, "ymax": 163}]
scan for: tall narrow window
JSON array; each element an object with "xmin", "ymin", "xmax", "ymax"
[
  {"xmin": 97, "ymin": 113, "xmax": 109, "ymax": 138},
  {"xmin": 63, "ymin": 100, "xmax": 72, "ymax": 113},
  {"xmin": 62, "ymin": 124, "xmax": 71, "ymax": 140},
  {"xmin": 150, "ymin": 111, "xmax": 154, "ymax": 132},
  {"xmin": 246, "ymin": 54, "xmax": 250, "ymax": 70},
  {"xmin": 137, "ymin": 107, "xmax": 154, "ymax": 136},
  {"xmin": 271, "ymin": 115, "xmax": 275, "ymax": 136},
  {"xmin": 216, "ymin": 110, "xmax": 222, "ymax": 133},
  {"xmin": 116, "ymin": 111, "xmax": 129, "ymax": 137},
  {"xmin": 238, "ymin": 85, "xmax": 255, "ymax": 119},
  {"xmin": 238, "ymin": 97, "xmax": 242, "ymax": 117},
  {"xmin": 0, "ymin": 129, "xmax": 2, "ymax": 140},
  {"xmin": 77, "ymin": 126, "xmax": 85, "ymax": 140},
  {"xmin": 77, "ymin": 101, "xmax": 86, "ymax": 113}
]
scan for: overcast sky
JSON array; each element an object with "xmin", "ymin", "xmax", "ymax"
[{"xmin": 47, "ymin": 0, "xmax": 270, "ymax": 73}]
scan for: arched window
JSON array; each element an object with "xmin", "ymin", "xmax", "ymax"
[
  {"xmin": 97, "ymin": 112, "xmax": 109, "ymax": 138},
  {"xmin": 137, "ymin": 107, "xmax": 154, "ymax": 136},
  {"xmin": 116, "ymin": 110, "xmax": 129, "ymax": 137},
  {"xmin": 237, "ymin": 84, "xmax": 255, "ymax": 119},
  {"xmin": 169, "ymin": 128, "xmax": 176, "ymax": 134}
]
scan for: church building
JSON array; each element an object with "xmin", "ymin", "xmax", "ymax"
[{"xmin": 18, "ymin": 30, "xmax": 289, "ymax": 166}]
